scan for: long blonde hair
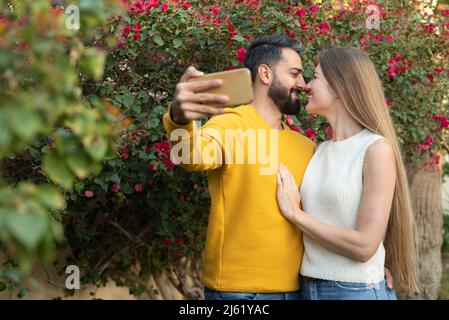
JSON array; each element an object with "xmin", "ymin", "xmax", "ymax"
[{"xmin": 319, "ymin": 47, "xmax": 418, "ymax": 293}]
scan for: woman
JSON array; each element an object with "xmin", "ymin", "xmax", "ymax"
[{"xmin": 276, "ymin": 48, "xmax": 418, "ymax": 300}]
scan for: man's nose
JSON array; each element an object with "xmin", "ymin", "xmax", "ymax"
[{"xmin": 296, "ymin": 75, "xmax": 307, "ymax": 89}]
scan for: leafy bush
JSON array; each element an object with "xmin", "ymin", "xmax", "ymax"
[{"xmin": 1, "ymin": 0, "xmax": 448, "ymax": 297}]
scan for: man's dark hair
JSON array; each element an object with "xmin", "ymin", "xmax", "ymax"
[{"xmin": 244, "ymin": 34, "xmax": 304, "ymax": 82}]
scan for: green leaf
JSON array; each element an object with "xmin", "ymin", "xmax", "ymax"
[
  {"xmin": 173, "ymin": 38, "xmax": 183, "ymax": 48},
  {"xmin": 153, "ymin": 35, "xmax": 164, "ymax": 46},
  {"xmin": 5, "ymin": 213, "xmax": 47, "ymax": 250},
  {"xmin": 233, "ymin": 35, "xmax": 244, "ymax": 42},
  {"xmin": 81, "ymin": 47, "xmax": 106, "ymax": 81},
  {"xmin": 6, "ymin": 107, "xmax": 42, "ymax": 141},
  {"xmin": 85, "ymin": 136, "xmax": 108, "ymax": 161},
  {"xmin": 0, "ymin": 282, "xmax": 7, "ymax": 292},
  {"xmin": 43, "ymin": 149, "xmax": 74, "ymax": 189},
  {"xmin": 37, "ymin": 186, "xmax": 65, "ymax": 210},
  {"xmin": 149, "ymin": 118, "xmax": 160, "ymax": 128},
  {"xmin": 17, "ymin": 287, "xmax": 30, "ymax": 299},
  {"xmin": 67, "ymin": 151, "xmax": 93, "ymax": 179},
  {"xmin": 0, "ymin": 111, "xmax": 11, "ymax": 156}
]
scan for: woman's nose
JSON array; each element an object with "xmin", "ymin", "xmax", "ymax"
[{"xmin": 306, "ymin": 81, "xmax": 312, "ymax": 91}]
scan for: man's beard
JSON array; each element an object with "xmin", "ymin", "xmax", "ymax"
[{"xmin": 267, "ymin": 75, "xmax": 301, "ymax": 115}]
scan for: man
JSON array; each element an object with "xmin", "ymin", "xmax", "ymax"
[{"xmin": 163, "ymin": 34, "xmax": 315, "ymax": 300}]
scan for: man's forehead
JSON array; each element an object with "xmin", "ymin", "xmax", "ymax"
[{"xmin": 279, "ymin": 48, "xmax": 303, "ymax": 68}]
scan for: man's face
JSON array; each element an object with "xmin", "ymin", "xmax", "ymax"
[{"xmin": 267, "ymin": 48, "xmax": 306, "ymax": 115}]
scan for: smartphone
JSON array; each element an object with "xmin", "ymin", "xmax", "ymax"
[{"xmin": 188, "ymin": 68, "xmax": 253, "ymax": 108}]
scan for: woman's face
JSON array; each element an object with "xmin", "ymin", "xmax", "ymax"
[{"xmin": 305, "ymin": 64, "xmax": 338, "ymax": 116}]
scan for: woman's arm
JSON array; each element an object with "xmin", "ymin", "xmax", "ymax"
[{"xmin": 277, "ymin": 138, "xmax": 396, "ymax": 262}]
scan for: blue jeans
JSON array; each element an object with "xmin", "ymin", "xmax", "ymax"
[
  {"xmin": 204, "ymin": 287, "xmax": 302, "ymax": 300},
  {"xmin": 298, "ymin": 276, "xmax": 397, "ymax": 300}
]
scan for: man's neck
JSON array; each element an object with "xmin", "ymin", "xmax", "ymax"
[{"xmin": 251, "ymin": 95, "xmax": 283, "ymax": 130}]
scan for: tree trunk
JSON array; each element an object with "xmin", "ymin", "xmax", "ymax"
[
  {"xmin": 400, "ymin": 165, "xmax": 443, "ymax": 300},
  {"xmin": 148, "ymin": 253, "xmax": 204, "ymax": 300}
]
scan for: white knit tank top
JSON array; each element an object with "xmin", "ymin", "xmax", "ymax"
[{"xmin": 299, "ymin": 128, "xmax": 386, "ymax": 284}]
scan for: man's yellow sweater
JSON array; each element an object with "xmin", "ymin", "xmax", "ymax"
[{"xmin": 163, "ymin": 104, "xmax": 315, "ymax": 292}]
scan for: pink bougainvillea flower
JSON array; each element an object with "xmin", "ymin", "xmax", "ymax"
[
  {"xmin": 296, "ymin": 8, "xmax": 306, "ymax": 17},
  {"xmin": 211, "ymin": 5, "xmax": 220, "ymax": 15},
  {"xmin": 318, "ymin": 22, "xmax": 330, "ymax": 35},
  {"xmin": 309, "ymin": 4, "xmax": 319, "ymax": 14},
  {"xmin": 305, "ymin": 128, "xmax": 317, "ymax": 140},
  {"xmin": 434, "ymin": 115, "xmax": 449, "ymax": 129},
  {"xmin": 111, "ymin": 183, "xmax": 121, "ymax": 193},
  {"xmin": 84, "ymin": 190, "xmax": 94, "ymax": 198},
  {"xmin": 237, "ymin": 47, "xmax": 246, "ymax": 63},
  {"xmin": 134, "ymin": 183, "xmax": 143, "ymax": 192},
  {"xmin": 182, "ymin": 1, "xmax": 191, "ymax": 10},
  {"xmin": 155, "ymin": 140, "xmax": 171, "ymax": 157},
  {"xmin": 161, "ymin": 3, "xmax": 168, "ymax": 12}
]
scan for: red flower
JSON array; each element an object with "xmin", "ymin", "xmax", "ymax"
[
  {"xmin": 286, "ymin": 115, "xmax": 294, "ymax": 126},
  {"xmin": 147, "ymin": 179, "xmax": 155, "ymax": 186},
  {"xmin": 117, "ymin": 146, "xmax": 128, "ymax": 153},
  {"xmin": 226, "ymin": 66, "xmax": 236, "ymax": 70},
  {"xmin": 175, "ymin": 237, "xmax": 185, "ymax": 245},
  {"xmin": 443, "ymin": 9, "xmax": 449, "ymax": 17},
  {"xmin": 385, "ymin": 35, "xmax": 394, "ymax": 43},
  {"xmin": 434, "ymin": 115, "xmax": 449, "ymax": 130},
  {"xmin": 134, "ymin": 24, "xmax": 141, "ymax": 32},
  {"xmin": 284, "ymin": 28, "xmax": 296, "ymax": 38},
  {"xmin": 305, "ymin": 128, "xmax": 317, "ymax": 140},
  {"xmin": 427, "ymin": 73, "xmax": 435, "ymax": 83},
  {"xmin": 155, "ymin": 140, "xmax": 171, "ymax": 157},
  {"xmin": 122, "ymin": 26, "xmax": 132, "ymax": 35},
  {"xmin": 163, "ymin": 157, "xmax": 175, "ymax": 171},
  {"xmin": 212, "ymin": 18, "xmax": 220, "ymax": 26},
  {"xmin": 318, "ymin": 22, "xmax": 330, "ymax": 35},
  {"xmin": 296, "ymin": 8, "xmax": 306, "ymax": 17},
  {"xmin": 84, "ymin": 190, "xmax": 94, "ymax": 198},
  {"xmin": 111, "ymin": 183, "xmax": 121, "ymax": 193},
  {"xmin": 433, "ymin": 67, "xmax": 443, "ymax": 74},
  {"xmin": 133, "ymin": 32, "xmax": 141, "ymax": 41},
  {"xmin": 161, "ymin": 3, "xmax": 168, "ymax": 12},
  {"xmin": 49, "ymin": 7, "xmax": 64, "ymax": 15},
  {"xmin": 226, "ymin": 22, "xmax": 234, "ymax": 32},
  {"xmin": 423, "ymin": 135, "xmax": 433, "ymax": 148},
  {"xmin": 134, "ymin": 183, "xmax": 143, "ymax": 192},
  {"xmin": 163, "ymin": 238, "xmax": 171, "ymax": 246},
  {"xmin": 325, "ymin": 126, "xmax": 333, "ymax": 140},
  {"xmin": 147, "ymin": 164, "xmax": 154, "ymax": 171},
  {"xmin": 387, "ymin": 65, "xmax": 398, "ymax": 78},
  {"xmin": 122, "ymin": 153, "xmax": 129, "ymax": 159},
  {"xmin": 237, "ymin": 47, "xmax": 246, "ymax": 63},
  {"xmin": 144, "ymin": 146, "xmax": 152, "ymax": 152},
  {"xmin": 385, "ymin": 97, "xmax": 393, "ymax": 108},
  {"xmin": 229, "ymin": 30, "xmax": 237, "ymax": 42},
  {"xmin": 309, "ymin": 4, "xmax": 319, "ymax": 14},
  {"xmin": 299, "ymin": 20, "xmax": 308, "ymax": 30},
  {"xmin": 211, "ymin": 5, "xmax": 220, "ymax": 16},
  {"xmin": 424, "ymin": 154, "xmax": 440, "ymax": 169},
  {"xmin": 359, "ymin": 37, "xmax": 369, "ymax": 47},
  {"xmin": 182, "ymin": 1, "xmax": 191, "ymax": 10},
  {"xmin": 373, "ymin": 34, "xmax": 383, "ymax": 43},
  {"xmin": 178, "ymin": 193, "xmax": 186, "ymax": 202}
]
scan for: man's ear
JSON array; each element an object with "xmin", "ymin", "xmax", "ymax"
[{"xmin": 257, "ymin": 64, "xmax": 272, "ymax": 85}]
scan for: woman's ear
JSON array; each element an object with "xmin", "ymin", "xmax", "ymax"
[{"xmin": 258, "ymin": 64, "xmax": 272, "ymax": 85}]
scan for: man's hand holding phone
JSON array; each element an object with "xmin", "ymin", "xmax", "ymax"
[{"xmin": 170, "ymin": 66, "xmax": 229, "ymax": 125}]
